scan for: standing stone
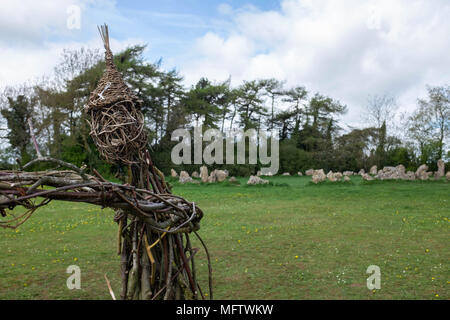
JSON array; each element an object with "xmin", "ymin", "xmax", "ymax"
[
  {"xmin": 215, "ymin": 170, "xmax": 227, "ymax": 182},
  {"xmin": 435, "ymin": 159, "xmax": 445, "ymax": 179},
  {"xmin": 396, "ymin": 164, "xmax": 406, "ymax": 177},
  {"xmin": 298, "ymin": 172, "xmax": 303, "ymax": 176},
  {"xmin": 247, "ymin": 175, "xmax": 269, "ymax": 185},
  {"xmin": 327, "ymin": 171, "xmax": 336, "ymax": 182},
  {"xmin": 377, "ymin": 166, "xmax": 401, "ymax": 180},
  {"xmin": 362, "ymin": 173, "xmax": 374, "ymax": 181},
  {"xmin": 404, "ymin": 171, "xmax": 416, "ymax": 180},
  {"xmin": 399, "ymin": 166, "xmax": 409, "ymax": 180},
  {"xmin": 207, "ymin": 170, "xmax": 217, "ymax": 183},
  {"xmin": 311, "ymin": 169, "xmax": 326, "ymax": 184},
  {"xmin": 446, "ymin": 171, "xmax": 450, "ymax": 181},
  {"xmin": 343, "ymin": 176, "xmax": 350, "ymax": 182},
  {"xmin": 228, "ymin": 176, "xmax": 237, "ymax": 183},
  {"xmin": 416, "ymin": 164, "xmax": 429, "ymax": 180},
  {"xmin": 330, "ymin": 171, "xmax": 342, "ymax": 182},
  {"xmin": 358, "ymin": 169, "xmax": 365, "ymax": 175},
  {"xmin": 327, "ymin": 171, "xmax": 343, "ymax": 182},
  {"xmin": 170, "ymin": 169, "xmax": 178, "ymax": 177},
  {"xmin": 179, "ymin": 171, "xmax": 193, "ymax": 184},
  {"xmin": 192, "ymin": 171, "xmax": 199, "ymax": 178},
  {"xmin": 200, "ymin": 166, "xmax": 208, "ymax": 183},
  {"xmin": 343, "ymin": 171, "xmax": 353, "ymax": 176},
  {"xmin": 369, "ymin": 165, "xmax": 377, "ymax": 175},
  {"xmin": 282, "ymin": 172, "xmax": 291, "ymax": 176},
  {"xmin": 256, "ymin": 170, "xmax": 262, "ymax": 176},
  {"xmin": 179, "ymin": 171, "xmax": 190, "ymax": 179},
  {"xmin": 305, "ymin": 169, "xmax": 314, "ymax": 176}
]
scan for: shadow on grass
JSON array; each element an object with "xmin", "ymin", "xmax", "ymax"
[
  {"xmin": 243, "ymin": 181, "xmax": 291, "ymax": 188},
  {"xmin": 307, "ymin": 180, "xmax": 355, "ymax": 187},
  {"xmin": 360, "ymin": 179, "xmax": 449, "ymax": 185}
]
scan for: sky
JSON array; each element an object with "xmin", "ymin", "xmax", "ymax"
[{"xmin": 1, "ymin": 0, "xmax": 449, "ymax": 128}]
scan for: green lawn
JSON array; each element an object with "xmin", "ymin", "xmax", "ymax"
[{"xmin": 0, "ymin": 176, "xmax": 448, "ymax": 299}]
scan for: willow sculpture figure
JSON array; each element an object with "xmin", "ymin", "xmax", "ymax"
[{"xmin": 0, "ymin": 25, "xmax": 212, "ymax": 300}]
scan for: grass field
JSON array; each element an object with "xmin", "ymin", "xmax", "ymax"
[{"xmin": 0, "ymin": 176, "xmax": 448, "ymax": 300}]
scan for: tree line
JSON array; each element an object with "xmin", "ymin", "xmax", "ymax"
[{"xmin": 0, "ymin": 45, "xmax": 449, "ymax": 177}]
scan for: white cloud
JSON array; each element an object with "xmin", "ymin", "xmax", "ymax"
[
  {"xmin": 1, "ymin": 0, "xmax": 449, "ymax": 129},
  {"xmin": 0, "ymin": 0, "xmax": 87, "ymax": 46},
  {"xmin": 181, "ymin": 0, "xmax": 450, "ymax": 127},
  {"xmin": 0, "ymin": 37, "xmax": 145, "ymax": 88},
  {"xmin": 217, "ymin": 3, "xmax": 233, "ymax": 16},
  {"xmin": 0, "ymin": 0, "xmax": 143, "ymax": 87}
]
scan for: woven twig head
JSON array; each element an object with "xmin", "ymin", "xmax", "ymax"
[{"xmin": 85, "ymin": 24, "xmax": 147, "ymax": 164}]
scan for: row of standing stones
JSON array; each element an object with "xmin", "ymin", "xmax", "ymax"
[
  {"xmin": 307, "ymin": 159, "xmax": 449, "ymax": 184},
  {"xmin": 170, "ymin": 160, "xmax": 449, "ymax": 185},
  {"xmin": 171, "ymin": 167, "xmax": 270, "ymax": 185},
  {"xmin": 171, "ymin": 167, "xmax": 238, "ymax": 184}
]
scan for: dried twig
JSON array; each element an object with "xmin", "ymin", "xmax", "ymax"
[{"xmin": 104, "ymin": 274, "xmax": 117, "ymax": 300}]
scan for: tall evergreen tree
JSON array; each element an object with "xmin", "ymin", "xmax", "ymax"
[
  {"xmin": 183, "ymin": 77, "xmax": 228, "ymax": 129},
  {"xmin": 261, "ymin": 78, "xmax": 285, "ymax": 131},
  {"xmin": 236, "ymin": 80, "xmax": 267, "ymax": 130}
]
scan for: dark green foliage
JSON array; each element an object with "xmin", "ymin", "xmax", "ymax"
[
  {"xmin": 1, "ymin": 95, "xmax": 35, "ymax": 163},
  {"xmin": 0, "ymin": 45, "xmax": 448, "ymax": 175},
  {"xmin": 183, "ymin": 77, "xmax": 229, "ymax": 129}
]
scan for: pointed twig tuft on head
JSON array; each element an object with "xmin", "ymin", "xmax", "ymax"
[{"xmin": 97, "ymin": 24, "xmax": 110, "ymax": 52}]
